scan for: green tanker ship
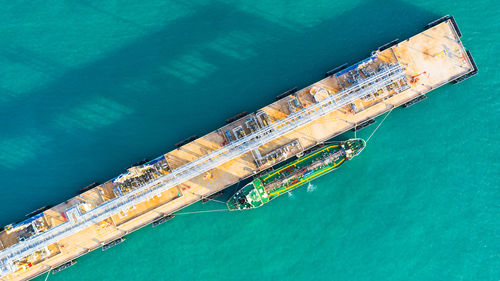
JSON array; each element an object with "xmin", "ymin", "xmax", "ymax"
[{"xmin": 227, "ymin": 138, "xmax": 366, "ymax": 210}]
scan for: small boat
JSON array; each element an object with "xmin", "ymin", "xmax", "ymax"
[
  {"xmin": 52, "ymin": 260, "xmax": 77, "ymax": 274},
  {"xmin": 102, "ymin": 237, "xmax": 125, "ymax": 251},
  {"xmin": 152, "ymin": 215, "xmax": 175, "ymax": 227}
]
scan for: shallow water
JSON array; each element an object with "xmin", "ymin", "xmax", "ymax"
[{"xmin": 0, "ymin": 0, "xmax": 498, "ymax": 280}]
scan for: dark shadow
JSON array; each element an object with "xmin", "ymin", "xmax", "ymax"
[{"xmin": 0, "ymin": 0, "xmax": 437, "ymax": 226}]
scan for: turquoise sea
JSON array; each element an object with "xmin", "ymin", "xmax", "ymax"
[{"xmin": 0, "ymin": 0, "xmax": 498, "ymax": 280}]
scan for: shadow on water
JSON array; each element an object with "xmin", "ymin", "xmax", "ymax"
[{"xmin": 1, "ymin": 0, "xmax": 437, "ymax": 226}]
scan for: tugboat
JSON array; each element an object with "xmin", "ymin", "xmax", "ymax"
[{"xmin": 227, "ymin": 139, "xmax": 365, "ymax": 210}]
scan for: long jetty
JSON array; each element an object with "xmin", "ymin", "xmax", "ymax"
[{"xmin": 0, "ymin": 16, "xmax": 476, "ymax": 280}]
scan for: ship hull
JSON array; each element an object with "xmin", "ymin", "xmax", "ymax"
[{"xmin": 227, "ymin": 138, "xmax": 365, "ymax": 210}]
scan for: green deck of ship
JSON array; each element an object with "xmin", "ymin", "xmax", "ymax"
[
  {"xmin": 261, "ymin": 144, "xmax": 341, "ymax": 184},
  {"xmin": 268, "ymin": 155, "xmax": 346, "ymax": 198},
  {"xmin": 252, "ymin": 179, "xmax": 269, "ymax": 204},
  {"xmin": 260, "ymin": 144, "xmax": 346, "ymax": 198},
  {"xmin": 227, "ymin": 139, "xmax": 365, "ymax": 210}
]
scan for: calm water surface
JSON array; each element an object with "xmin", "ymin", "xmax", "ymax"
[{"xmin": 0, "ymin": 0, "xmax": 498, "ymax": 280}]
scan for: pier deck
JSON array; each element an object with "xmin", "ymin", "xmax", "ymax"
[{"xmin": 0, "ymin": 17, "xmax": 475, "ymax": 281}]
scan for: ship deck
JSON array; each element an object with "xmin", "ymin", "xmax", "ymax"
[
  {"xmin": 261, "ymin": 144, "xmax": 341, "ymax": 184},
  {"xmin": 0, "ymin": 17, "xmax": 475, "ymax": 281}
]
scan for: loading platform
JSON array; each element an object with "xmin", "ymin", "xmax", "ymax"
[{"xmin": 0, "ymin": 16, "xmax": 476, "ymax": 281}]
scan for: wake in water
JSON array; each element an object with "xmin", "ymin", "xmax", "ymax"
[
  {"xmin": 306, "ymin": 182, "xmax": 316, "ymax": 193},
  {"xmin": 287, "ymin": 192, "xmax": 295, "ymax": 199}
]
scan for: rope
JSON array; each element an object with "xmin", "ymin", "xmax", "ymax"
[
  {"xmin": 366, "ymin": 108, "xmax": 393, "ymax": 143},
  {"xmin": 175, "ymin": 209, "xmax": 228, "ymax": 215},
  {"xmin": 185, "ymin": 190, "xmax": 226, "ymax": 204},
  {"xmin": 44, "ymin": 268, "xmax": 52, "ymax": 281},
  {"xmin": 322, "ymin": 141, "xmax": 339, "ymax": 144},
  {"xmin": 203, "ymin": 198, "xmax": 226, "ymax": 204}
]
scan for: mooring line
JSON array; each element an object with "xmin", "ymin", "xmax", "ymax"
[
  {"xmin": 185, "ymin": 190, "xmax": 226, "ymax": 204},
  {"xmin": 175, "ymin": 209, "xmax": 228, "ymax": 215},
  {"xmin": 44, "ymin": 268, "xmax": 52, "ymax": 281},
  {"xmin": 367, "ymin": 108, "xmax": 393, "ymax": 143},
  {"xmin": 204, "ymin": 198, "xmax": 226, "ymax": 204}
]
